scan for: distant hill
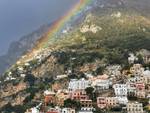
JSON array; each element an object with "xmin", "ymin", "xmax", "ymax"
[{"xmin": 0, "ymin": 25, "xmax": 50, "ymax": 75}]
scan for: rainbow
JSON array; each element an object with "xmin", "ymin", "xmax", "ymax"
[{"xmin": 36, "ymin": 0, "xmax": 92, "ymax": 49}]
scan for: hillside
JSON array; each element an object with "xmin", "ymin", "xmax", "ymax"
[
  {"xmin": 0, "ymin": 0, "xmax": 150, "ymax": 112},
  {"xmin": 1, "ymin": 0, "xmax": 150, "ymax": 76}
]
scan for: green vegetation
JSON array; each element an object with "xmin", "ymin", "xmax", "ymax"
[
  {"xmin": 64, "ymin": 99, "xmax": 81, "ymax": 110},
  {"xmin": 24, "ymin": 74, "xmax": 36, "ymax": 86},
  {"xmin": 85, "ymin": 87, "xmax": 95, "ymax": 100},
  {"xmin": 0, "ymin": 103, "xmax": 26, "ymax": 113}
]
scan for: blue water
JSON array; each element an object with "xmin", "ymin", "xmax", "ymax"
[{"xmin": 0, "ymin": 0, "xmax": 77, "ymax": 55}]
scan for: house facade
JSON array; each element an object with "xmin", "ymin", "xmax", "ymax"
[
  {"xmin": 80, "ymin": 99, "xmax": 93, "ymax": 108},
  {"xmin": 69, "ymin": 89, "xmax": 89, "ymax": 101},
  {"xmin": 127, "ymin": 102, "xmax": 144, "ymax": 113},
  {"xmin": 97, "ymin": 97, "xmax": 118, "ymax": 109},
  {"xmin": 113, "ymin": 84, "xmax": 127, "ymax": 97},
  {"xmin": 44, "ymin": 90, "xmax": 56, "ymax": 106},
  {"xmin": 68, "ymin": 78, "xmax": 90, "ymax": 91}
]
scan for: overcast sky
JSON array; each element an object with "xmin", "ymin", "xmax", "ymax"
[{"xmin": 0, "ymin": 0, "xmax": 77, "ymax": 55}]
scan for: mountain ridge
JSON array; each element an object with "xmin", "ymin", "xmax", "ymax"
[{"xmin": 0, "ymin": 24, "xmax": 52, "ymax": 75}]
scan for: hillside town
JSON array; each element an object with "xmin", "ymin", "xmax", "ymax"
[
  {"xmin": 20, "ymin": 50, "xmax": 150, "ymax": 113},
  {"xmin": 0, "ymin": 0, "xmax": 150, "ymax": 113}
]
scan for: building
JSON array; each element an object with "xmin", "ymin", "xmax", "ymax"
[
  {"xmin": 90, "ymin": 74, "xmax": 111, "ymax": 93},
  {"xmin": 127, "ymin": 76, "xmax": 143, "ymax": 83},
  {"xmin": 47, "ymin": 112, "xmax": 59, "ymax": 113},
  {"xmin": 25, "ymin": 107, "xmax": 40, "ymax": 113},
  {"xmin": 127, "ymin": 83, "xmax": 136, "ymax": 97},
  {"xmin": 135, "ymin": 83, "xmax": 145, "ymax": 98},
  {"xmin": 135, "ymin": 83, "xmax": 145, "ymax": 90},
  {"xmin": 127, "ymin": 82, "xmax": 146, "ymax": 98},
  {"xmin": 78, "ymin": 107, "xmax": 94, "ymax": 113},
  {"xmin": 80, "ymin": 99, "xmax": 93, "ymax": 108},
  {"xmin": 104, "ymin": 65, "xmax": 122, "ymax": 77},
  {"xmin": 97, "ymin": 97, "xmax": 118, "ymax": 109},
  {"xmin": 130, "ymin": 64, "xmax": 144, "ymax": 76},
  {"xmin": 61, "ymin": 108, "xmax": 75, "ymax": 113},
  {"xmin": 113, "ymin": 84, "xmax": 127, "ymax": 97},
  {"xmin": 105, "ymin": 97, "xmax": 118, "ymax": 107},
  {"xmin": 142, "ymin": 70, "xmax": 150, "ymax": 84},
  {"xmin": 136, "ymin": 90, "xmax": 146, "ymax": 98},
  {"xmin": 56, "ymin": 74, "xmax": 68, "ymax": 80},
  {"xmin": 46, "ymin": 110, "xmax": 59, "ymax": 113},
  {"xmin": 69, "ymin": 89, "xmax": 89, "ymax": 101},
  {"xmin": 68, "ymin": 78, "xmax": 90, "ymax": 91},
  {"xmin": 56, "ymin": 90, "xmax": 69, "ymax": 106},
  {"xmin": 97, "ymin": 97, "xmax": 107, "ymax": 109},
  {"xmin": 127, "ymin": 102, "xmax": 144, "ymax": 113},
  {"xmin": 116, "ymin": 97, "xmax": 128, "ymax": 105},
  {"xmin": 137, "ymin": 49, "xmax": 150, "ymax": 64},
  {"xmin": 46, "ymin": 107, "xmax": 61, "ymax": 113},
  {"xmin": 94, "ymin": 79, "xmax": 111, "ymax": 91},
  {"xmin": 128, "ymin": 53, "xmax": 138, "ymax": 64},
  {"xmin": 44, "ymin": 90, "xmax": 56, "ymax": 106}
]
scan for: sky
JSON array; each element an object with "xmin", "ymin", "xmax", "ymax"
[{"xmin": 0, "ymin": 0, "xmax": 77, "ymax": 55}]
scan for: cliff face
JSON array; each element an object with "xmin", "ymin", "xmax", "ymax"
[{"xmin": 0, "ymin": 0, "xmax": 150, "ymax": 112}]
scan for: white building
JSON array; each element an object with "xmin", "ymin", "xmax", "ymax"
[
  {"xmin": 56, "ymin": 74, "xmax": 68, "ymax": 80},
  {"xmin": 78, "ymin": 107, "xmax": 94, "ymax": 113},
  {"xmin": 68, "ymin": 78, "xmax": 90, "ymax": 91},
  {"xmin": 137, "ymin": 49, "xmax": 150, "ymax": 64},
  {"xmin": 94, "ymin": 79, "xmax": 111, "ymax": 90},
  {"xmin": 4, "ymin": 76, "xmax": 16, "ymax": 82},
  {"xmin": 25, "ymin": 103, "xmax": 42, "ymax": 113},
  {"xmin": 61, "ymin": 108, "xmax": 75, "ymax": 113},
  {"xmin": 142, "ymin": 70, "xmax": 150, "ymax": 84},
  {"xmin": 20, "ymin": 74, "xmax": 26, "ymax": 78},
  {"xmin": 17, "ymin": 66, "xmax": 24, "ymax": 73},
  {"xmin": 128, "ymin": 53, "xmax": 138, "ymax": 64},
  {"xmin": 113, "ymin": 84, "xmax": 127, "ymax": 97},
  {"xmin": 143, "ymin": 70, "xmax": 150, "ymax": 76},
  {"xmin": 127, "ymin": 83, "xmax": 136, "ymax": 96},
  {"xmin": 104, "ymin": 65, "xmax": 122, "ymax": 77},
  {"xmin": 116, "ymin": 97, "xmax": 128, "ymax": 105},
  {"xmin": 25, "ymin": 107, "xmax": 40, "ymax": 113},
  {"xmin": 44, "ymin": 90, "xmax": 55, "ymax": 96}
]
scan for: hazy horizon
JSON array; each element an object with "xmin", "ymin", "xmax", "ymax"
[{"xmin": 0, "ymin": 0, "xmax": 77, "ymax": 55}]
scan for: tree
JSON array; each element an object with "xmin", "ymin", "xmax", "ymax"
[
  {"xmin": 137, "ymin": 54, "xmax": 144, "ymax": 64},
  {"xmin": 24, "ymin": 74, "xmax": 36, "ymax": 86},
  {"xmin": 110, "ymin": 106, "xmax": 122, "ymax": 112},
  {"xmin": 64, "ymin": 99, "xmax": 81, "ymax": 110},
  {"xmin": 23, "ymin": 92, "xmax": 35, "ymax": 103},
  {"xmin": 1, "ymin": 102, "xmax": 13, "ymax": 113},
  {"xmin": 95, "ymin": 66, "xmax": 104, "ymax": 75},
  {"xmin": 85, "ymin": 87, "xmax": 94, "ymax": 100}
]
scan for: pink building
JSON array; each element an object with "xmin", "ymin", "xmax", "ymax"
[
  {"xmin": 69, "ymin": 89, "xmax": 89, "ymax": 101},
  {"xmin": 127, "ymin": 82, "xmax": 146, "ymax": 98},
  {"xmin": 97, "ymin": 97, "xmax": 107, "ymax": 109},
  {"xmin": 135, "ymin": 83, "xmax": 145, "ymax": 90},
  {"xmin": 135, "ymin": 83, "xmax": 145, "ymax": 98}
]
